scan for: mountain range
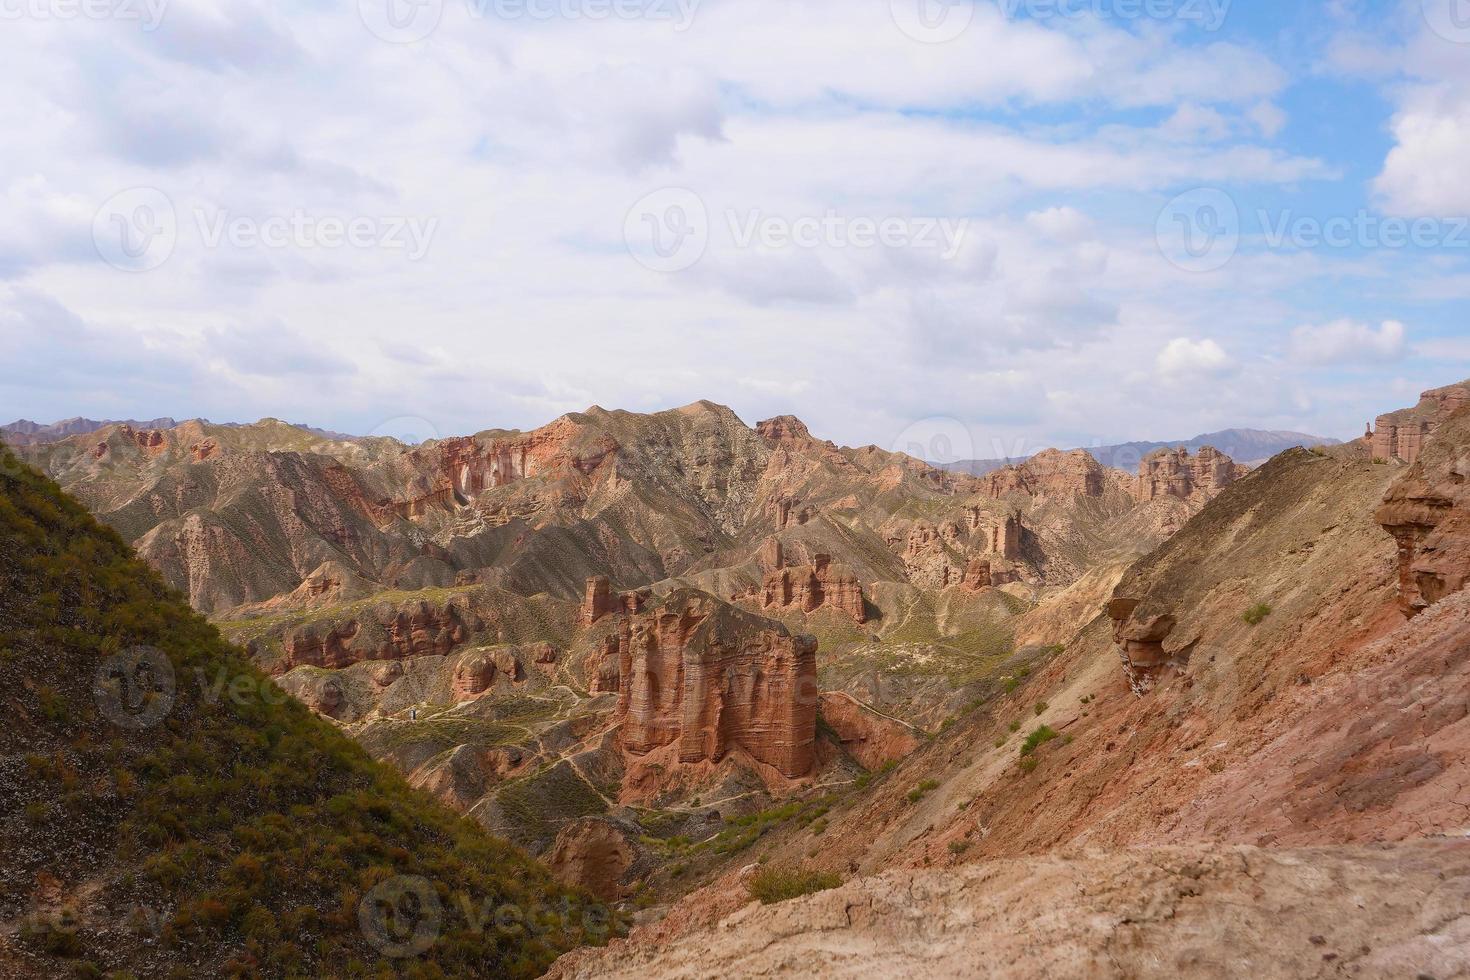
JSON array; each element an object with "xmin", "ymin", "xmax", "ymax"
[
  {"xmin": 3, "ymin": 380, "xmax": 1469, "ymax": 976},
  {"xmin": 942, "ymin": 427, "xmax": 1341, "ymax": 476}
]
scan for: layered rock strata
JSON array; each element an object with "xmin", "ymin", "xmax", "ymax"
[{"xmin": 608, "ymin": 591, "xmax": 819, "ymax": 778}]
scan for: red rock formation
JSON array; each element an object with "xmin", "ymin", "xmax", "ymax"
[
  {"xmin": 544, "ymin": 819, "xmax": 635, "ymax": 901},
  {"xmin": 1106, "ymin": 597, "xmax": 1179, "ymax": 694},
  {"xmin": 1376, "ymin": 406, "xmax": 1470, "ymax": 616},
  {"xmin": 1134, "ymin": 446, "xmax": 1241, "ymax": 503},
  {"xmin": 1370, "ymin": 381, "xmax": 1470, "ymax": 463},
  {"xmin": 960, "ymin": 557, "xmax": 992, "ymax": 592},
  {"xmin": 280, "ymin": 600, "xmax": 471, "ymax": 671},
  {"xmin": 759, "ymin": 554, "xmax": 866, "ymax": 623},
  {"xmin": 758, "ymin": 537, "xmax": 784, "ymax": 573},
  {"xmin": 983, "ymin": 449, "xmax": 1106, "ymax": 498},
  {"xmin": 451, "ymin": 648, "xmax": 523, "ymax": 700},
  {"xmin": 962, "ymin": 508, "xmax": 1024, "ymax": 558},
  {"xmin": 756, "ymin": 415, "xmax": 813, "ymax": 444},
  {"xmin": 818, "ymin": 692, "xmax": 922, "ymax": 771},
  {"xmin": 582, "ymin": 576, "xmax": 614, "ymax": 626},
  {"xmin": 612, "ymin": 591, "xmax": 819, "ymax": 778}
]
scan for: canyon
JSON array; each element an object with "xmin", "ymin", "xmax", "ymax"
[{"xmin": 9, "ymin": 387, "xmax": 1467, "ymax": 978}]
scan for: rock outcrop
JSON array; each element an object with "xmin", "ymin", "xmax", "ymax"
[
  {"xmin": 544, "ymin": 818, "xmax": 637, "ymax": 902},
  {"xmin": 982, "ymin": 449, "xmax": 1106, "ymax": 498},
  {"xmin": 1106, "ymin": 596, "xmax": 1180, "ymax": 695},
  {"xmin": 959, "ymin": 557, "xmax": 992, "ymax": 591},
  {"xmin": 608, "ymin": 590, "xmax": 819, "ymax": 778},
  {"xmin": 1376, "ymin": 402, "xmax": 1470, "ymax": 616},
  {"xmin": 582, "ymin": 575, "xmax": 615, "ymax": 626},
  {"xmin": 755, "ymin": 415, "xmax": 812, "ymax": 444},
  {"xmin": 1369, "ymin": 380, "xmax": 1470, "ymax": 463},
  {"xmin": 817, "ymin": 692, "xmax": 922, "ymax": 771},
  {"xmin": 280, "ymin": 600, "xmax": 473, "ymax": 671},
  {"xmin": 758, "ymin": 555, "xmax": 866, "ymax": 623},
  {"xmin": 1133, "ymin": 445, "xmax": 1243, "ymax": 503}
]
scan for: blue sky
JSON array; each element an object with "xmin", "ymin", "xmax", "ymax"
[{"xmin": 1, "ymin": 0, "xmax": 1468, "ymax": 462}]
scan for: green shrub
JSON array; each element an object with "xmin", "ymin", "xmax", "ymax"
[
  {"xmin": 948, "ymin": 840, "xmax": 970, "ymax": 855},
  {"xmin": 905, "ymin": 779, "xmax": 940, "ymax": 804},
  {"xmin": 1018, "ymin": 755, "xmax": 1040, "ymax": 774},
  {"xmin": 748, "ymin": 867, "xmax": 842, "ymax": 905},
  {"xmin": 1020, "ymin": 725, "xmax": 1059, "ymax": 756},
  {"xmin": 1033, "ymin": 702, "xmax": 1048, "ymax": 716},
  {"xmin": 1008, "ymin": 720, "xmax": 1021, "ymax": 732},
  {"xmin": 1243, "ymin": 602, "xmax": 1272, "ymax": 625}
]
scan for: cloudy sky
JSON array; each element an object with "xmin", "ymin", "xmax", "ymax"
[{"xmin": 2, "ymin": 0, "xmax": 1468, "ymax": 461}]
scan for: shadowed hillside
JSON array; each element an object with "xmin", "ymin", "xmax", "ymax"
[{"xmin": 0, "ymin": 446, "xmax": 614, "ymax": 977}]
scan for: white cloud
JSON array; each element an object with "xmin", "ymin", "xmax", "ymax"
[
  {"xmin": 1375, "ymin": 91, "xmax": 1470, "ymax": 214},
  {"xmin": 1289, "ymin": 319, "xmax": 1406, "ymax": 365},
  {"xmin": 1156, "ymin": 337, "xmax": 1234, "ymax": 378}
]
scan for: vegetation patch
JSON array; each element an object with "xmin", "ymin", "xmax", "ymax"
[
  {"xmin": 1020, "ymin": 725, "xmax": 1060, "ymax": 756},
  {"xmin": 1242, "ymin": 602, "xmax": 1273, "ymax": 625},
  {"xmin": 747, "ymin": 866, "xmax": 842, "ymax": 905}
]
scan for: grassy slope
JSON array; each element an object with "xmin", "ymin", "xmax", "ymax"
[{"xmin": 0, "ymin": 447, "xmax": 614, "ymax": 978}]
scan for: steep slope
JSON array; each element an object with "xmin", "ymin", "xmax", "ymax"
[
  {"xmin": 551, "ymin": 841, "xmax": 1470, "ymax": 979},
  {"xmin": 548, "ymin": 387, "xmax": 1470, "ymax": 976},
  {"xmin": 0, "ymin": 447, "xmax": 611, "ymax": 977}
]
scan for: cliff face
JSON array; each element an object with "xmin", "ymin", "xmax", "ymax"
[
  {"xmin": 982, "ymin": 449, "xmax": 1106, "ymax": 498},
  {"xmin": 280, "ymin": 598, "xmax": 478, "ymax": 671},
  {"xmin": 1370, "ymin": 381, "xmax": 1470, "ymax": 463},
  {"xmin": 1376, "ymin": 403, "xmax": 1470, "ymax": 616},
  {"xmin": 608, "ymin": 591, "xmax": 819, "ymax": 778},
  {"xmin": 1133, "ymin": 445, "xmax": 1243, "ymax": 503},
  {"xmin": 757, "ymin": 554, "xmax": 867, "ymax": 623}
]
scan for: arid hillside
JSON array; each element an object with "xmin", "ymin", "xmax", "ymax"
[
  {"xmin": 0, "ymin": 448, "xmax": 612, "ymax": 977},
  {"xmin": 549, "ymin": 383, "xmax": 1470, "ymax": 977}
]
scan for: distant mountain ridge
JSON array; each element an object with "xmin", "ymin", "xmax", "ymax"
[
  {"xmin": 943, "ymin": 428, "xmax": 1341, "ymax": 476},
  {"xmin": 3, "ymin": 416, "xmax": 354, "ymax": 444}
]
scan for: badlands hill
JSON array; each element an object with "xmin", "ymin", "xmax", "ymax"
[
  {"xmin": 552, "ymin": 381, "xmax": 1470, "ymax": 977},
  {"xmin": 6, "ymin": 404, "xmax": 1267, "ymax": 919},
  {"xmin": 0, "ymin": 448, "xmax": 610, "ymax": 977},
  {"xmin": 11, "ymin": 382, "xmax": 1470, "ymax": 976}
]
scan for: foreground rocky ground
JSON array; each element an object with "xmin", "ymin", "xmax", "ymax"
[{"xmin": 549, "ymin": 841, "xmax": 1470, "ymax": 979}]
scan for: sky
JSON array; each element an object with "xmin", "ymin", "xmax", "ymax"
[{"xmin": 2, "ymin": 0, "xmax": 1468, "ymax": 464}]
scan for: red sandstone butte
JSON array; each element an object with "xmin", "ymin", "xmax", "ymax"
[
  {"xmin": 1134, "ymin": 446, "xmax": 1243, "ymax": 503},
  {"xmin": 608, "ymin": 590, "xmax": 819, "ymax": 778},
  {"xmin": 1369, "ymin": 380, "xmax": 1470, "ymax": 464},
  {"xmin": 760, "ymin": 554, "xmax": 866, "ymax": 623}
]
